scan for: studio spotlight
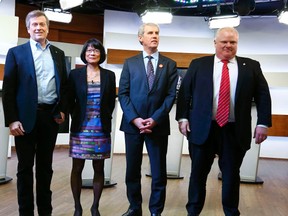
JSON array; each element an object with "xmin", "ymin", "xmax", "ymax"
[
  {"xmin": 140, "ymin": 9, "xmax": 173, "ymax": 24},
  {"xmin": 60, "ymin": 0, "xmax": 84, "ymax": 11},
  {"xmin": 208, "ymin": 14, "xmax": 240, "ymax": 29},
  {"xmin": 44, "ymin": 8, "xmax": 72, "ymax": 23},
  {"xmin": 278, "ymin": 0, "xmax": 288, "ymax": 25},
  {"xmin": 208, "ymin": 2, "xmax": 240, "ymax": 29}
]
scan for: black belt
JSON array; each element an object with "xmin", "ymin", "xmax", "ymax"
[{"xmin": 37, "ymin": 103, "xmax": 55, "ymax": 111}]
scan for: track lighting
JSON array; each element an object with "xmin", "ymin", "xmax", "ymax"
[{"xmin": 44, "ymin": 8, "xmax": 72, "ymax": 23}]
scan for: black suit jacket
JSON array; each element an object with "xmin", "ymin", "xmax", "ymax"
[
  {"xmin": 68, "ymin": 66, "xmax": 116, "ymax": 133},
  {"xmin": 118, "ymin": 52, "xmax": 178, "ymax": 135},
  {"xmin": 2, "ymin": 41, "xmax": 68, "ymax": 133},
  {"xmin": 176, "ymin": 55, "xmax": 272, "ymax": 151}
]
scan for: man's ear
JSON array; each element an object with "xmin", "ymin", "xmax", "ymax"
[{"xmin": 138, "ymin": 36, "xmax": 143, "ymax": 45}]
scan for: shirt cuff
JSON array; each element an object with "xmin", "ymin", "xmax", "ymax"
[
  {"xmin": 178, "ymin": 118, "xmax": 188, "ymax": 123},
  {"xmin": 257, "ymin": 124, "xmax": 268, "ymax": 128}
]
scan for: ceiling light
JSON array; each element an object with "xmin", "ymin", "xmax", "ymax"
[
  {"xmin": 208, "ymin": 1, "xmax": 240, "ymax": 29},
  {"xmin": 60, "ymin": 0, "xmax": 84, "ymax": 10},
  {"xmin": 44, "ymin": 8, "xmax": 72, "ymax": 23},
  {"xmin": 141, "ymin": 10, "xmax": 173, "ymax": 24},
  {"xmin": 208, "ymin": 14, "xmax": 241, "ymax": 29},
  {"xmin": 278, "ymin": 0, "xmax": 288, "ymax": 25},
  {"xmin": 278, "ymin": 9, "xmax": 288, "ymax": 25}
]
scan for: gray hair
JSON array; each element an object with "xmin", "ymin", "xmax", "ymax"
[
  {"xmin": 138, "ymin": 22, "xmax": 160, "ymax": 37},
  {"xmin": 25, "ymin": 10, "xmax": 49, "ymax": 28},
  {"xmin": 214, "ymin": 27, "xmax": 239, "ymax": 40}
]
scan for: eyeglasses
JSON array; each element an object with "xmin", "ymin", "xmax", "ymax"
[{"xmin": 86, "ymin": 49, "xmax": 100, "ymax": 54}]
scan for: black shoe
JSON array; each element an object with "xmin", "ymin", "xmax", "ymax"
[
  {"xmin": 187, "ymin": 214, "xmax": 199, "ymax": 216},
  {"xmin": 151, "ymin": 214, "xmax": 161, "ymax": 216},
  {"xmin": 122, "ymin": 208, "xmax": 142, "ymax": 216}
]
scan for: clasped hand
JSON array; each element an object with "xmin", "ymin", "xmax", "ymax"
[{"xmin": 133, "ymin": 117, "xmax": 156, "ymax": 134}]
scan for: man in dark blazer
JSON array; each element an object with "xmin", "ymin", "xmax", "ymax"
[
  {"xmin": 2, "ymin": 10, "xmax": 68, "ymax": 216},
  {"xmin": 176, "ymin": 27, "xmax": 272, "ymax": 216},
  {"xmin": 118, "ymin": 23, "xmax": 178, "ymax": 216}
]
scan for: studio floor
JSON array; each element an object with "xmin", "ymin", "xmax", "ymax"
[{"xmin": 0, "ymin": 147, "xmax": 287, "ymax": 216}]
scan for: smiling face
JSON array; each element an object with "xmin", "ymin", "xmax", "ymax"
[
  {"xmin": 27, "ymin": 15, "xmax": 49, "ymax": 45},
  {"xmin": 214, "ymin": 27, "xmax": 239, "ymax": 60},
  {"xmin": 138, "ymin": 24, "xmax": 159, "ymax": 54},
  {"xmin": 85, "ymin": 45, "xmax": 101, "ymax": 65}
]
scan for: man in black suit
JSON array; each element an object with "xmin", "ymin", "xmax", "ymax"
[
  {"xmin": 118, "ymin": 23, "xmax": 178, "ymax": 216},
  {"xmin": 2, "ymin": 10, "xmax": 68, "ymax": 216},
  {"xmin": 176, "ymin": 27, "xmax": 271, "ymax": 216}
]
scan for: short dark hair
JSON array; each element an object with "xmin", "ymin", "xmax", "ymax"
[{"xmin": 80, "ymin": 38, "xmax": 106, "ymax": 64}]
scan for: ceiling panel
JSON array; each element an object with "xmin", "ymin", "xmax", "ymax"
[{"xmin": 16, "ymin": 0, "xmax": 284, "ymax": 17}]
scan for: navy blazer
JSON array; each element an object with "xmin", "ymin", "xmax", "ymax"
[
  {"xmin": 2, "ymin": 41, "xmax": 68, "ymax": 133},
  {"xmin": 68, "ymin": 66, "xmax": 116, "ymax": 134},
  {"xmin": 118, "ymin": 52, "xmax": 178, "ymax": 135},
  {"xmin": 176, "ymin": 55, "xmax": 272, "ymax": 151}
]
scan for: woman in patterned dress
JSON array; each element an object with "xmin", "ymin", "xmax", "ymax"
[{"xmin": 68, "ymin": 38, "xmax": 116, "ymax": 216}]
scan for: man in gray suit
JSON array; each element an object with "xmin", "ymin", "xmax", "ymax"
[{"xmin": 118, "ymin": 23, "xmax": 178, "ymax": 216}]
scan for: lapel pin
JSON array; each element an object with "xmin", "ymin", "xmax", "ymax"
[{"xmin": 159, "ymin": 64, "xmax": 163, "ymax": 68}]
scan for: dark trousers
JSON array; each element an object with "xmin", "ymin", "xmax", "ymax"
[
  {"xmin": 124, "ymin": 133, "xmax": 168, "ymax": 214},
  {"xmin": 15, "ymin": 110, "xmax": 59, "ymax": 216},
  {"xmin": 186, "ymin": 121, "xmax": 246, "ymax": 216}
]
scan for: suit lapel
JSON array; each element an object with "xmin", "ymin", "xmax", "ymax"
[
  {"xmin": 154, "ymin": 54, "xmax": 165, "ymax": 87},
  {"xmin": 204, "ymin": 56, "xmax": 214, "ymax": 101},
  {"xmin": 79, "ymin": 66, "xmax": 88, "ymax": 96},
  {"xmin": 23, "ymin": 42, "xmax": 36, "ymax": 81},
  {"xmin": 136, "ymin": 53, "xmax": 150, "ymax": 90},
  {"xmin": 235, "ymin": 56, "xmax": 246, "ymax": 101},
  {"xmin": 148, "ymin": 53, "xmax": 168, "ymax": 92},
  {"xmin": 100, "ymin": 67, "xmax": 107, "ymax": 100}
]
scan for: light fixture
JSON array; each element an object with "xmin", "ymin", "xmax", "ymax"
[
  {"xmin": 140, "ymin": 9, "xmax": 173, "ymax": 24},
  {"xmin": 60, "ymin": 0, "xmax": 84, "ymax": 11},
  {"xmin": 208, "ymin": 1, "xmax": 240, "ymax": 29},
  {"xmin": 44, "ymin": 8, "xmax": 72, "ymax": 23},
  {"xmin": 278, "ymin": 9, "xmax": 288, "ymax": 24},
  {"xmin": 278, "ymin": 0, "xmax": 288, "ymax": 25},
  {"xmin": 208, "ymin": 14, "xmax": 241, "ymax": 29}
]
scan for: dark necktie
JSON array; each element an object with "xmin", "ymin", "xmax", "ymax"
[
  {"xmin": 146, "ymin": 56, "xmax": 155, "ymax": 90},
  {"xmin": 216, "ymin": 60, "xmax": 230, "ymax": 127}
]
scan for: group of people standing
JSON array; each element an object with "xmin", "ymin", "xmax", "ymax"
[{"xmin": 2, "ymin": 9, "xmax": 271, "ymax": 216}]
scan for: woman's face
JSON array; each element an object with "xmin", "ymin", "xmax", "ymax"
[{"xmin": 85, "ymin": 45, "xmax": 101, "ymax": 65}]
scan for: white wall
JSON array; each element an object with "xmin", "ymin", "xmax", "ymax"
[
  {"xmin": 0, "ymin": 0, "xmax": 18, "ymax": 64},
  {"xmin": 1, "ymin": 6, "xmax": 288, "ymax": 159},
  {"xmin": 0, "ymin": 0, "xmax": 15, "ymax": 16},
  {"xmin": 102, "ymin": 10, "xmax": 288, "ymax": 159}
]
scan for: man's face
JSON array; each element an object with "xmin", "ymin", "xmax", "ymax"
[
  {"xmin": 214, "ymin": 29, "xmax": 238, "ymax": 60},
  {"xmin": 139, "ymin": 25, "xmax": 159, "ymax": 51},
  {"xmin": 27, "ymin": 16, "xmax": 49, "ymax": 43}
]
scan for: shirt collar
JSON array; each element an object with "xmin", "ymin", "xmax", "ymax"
[
  {"xmin": 142, "ymin": 51, "xmax": 159, "ymax": 60},
  {"xmin": 215, "ymin": 55, "xmax": 236, "ymax": 64},
  {"xmin": 30, "ymin": 38, "xmax": 51, "ymax": 51}
]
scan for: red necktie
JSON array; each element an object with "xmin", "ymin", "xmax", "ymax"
[
  {"xmin": 216, "ymin": 60, "xmax": 230, "ymax": 127},
  {"xmin": 147, "ymin": 56, "xmax": 155, "ymax": 90}
]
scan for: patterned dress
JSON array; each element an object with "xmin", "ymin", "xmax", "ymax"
[{"xmin": 69, "ymin": 81, "xmax": 111, "ymax": 160}]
